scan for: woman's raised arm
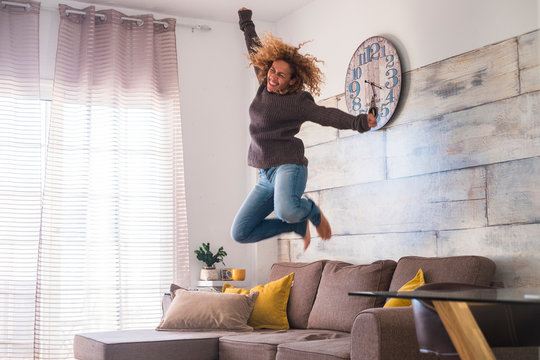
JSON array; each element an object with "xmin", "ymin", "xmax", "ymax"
[{"xmin": 238, "ymin": 8, "xmax": 262, "ymax": 78}]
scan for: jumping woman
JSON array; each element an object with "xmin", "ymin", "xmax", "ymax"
[{"xmin": 231, "ymin": 8, "xmax": 377, "ymax": 251}]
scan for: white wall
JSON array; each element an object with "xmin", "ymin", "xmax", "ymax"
[
  {"xmin": 176, "ymin": 16, "xmax": 274, "ymax": 287},
  {"xmin": 275, "ymin": 0, "xmax": 539, "ymax": 100}
]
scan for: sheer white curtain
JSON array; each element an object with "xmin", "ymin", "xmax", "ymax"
[
  {"xmin": 0, "ymin": 1, "xmax": 42, "ymax": 359},
  {"xmin": 35, "ymin": 5, "xmax": 189, "ymax": 359}
]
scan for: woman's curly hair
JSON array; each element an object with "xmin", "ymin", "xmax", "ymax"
[{"xmin": 249, "ymin": 32, "xmax": 324, "ymax": 96}]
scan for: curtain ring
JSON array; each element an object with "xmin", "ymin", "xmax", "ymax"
[{"xmin": 65, "ymin": 9, "xmax": 86, "ymax": 18}]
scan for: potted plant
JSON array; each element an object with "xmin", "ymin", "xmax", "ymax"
[{"xmin": 194, "ymin": 242, "xmax": 227, "ymax": 281}]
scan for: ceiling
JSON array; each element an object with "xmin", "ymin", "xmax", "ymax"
[{"xmin": 84, "ymin": 0, "xmax": 316, "ymax": 23}]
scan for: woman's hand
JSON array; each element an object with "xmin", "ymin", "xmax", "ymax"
[
  {"xmin": 367, "ymin": 113, "xmax": 378, "ymax": 128},
  {"xmin": 238, "ymin": 7, "xmax": 253, "ymax": 31}
]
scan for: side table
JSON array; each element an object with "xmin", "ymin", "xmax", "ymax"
[{"xmin": 195, "ymin": 280, "xmax": 249, "ymax": 292}]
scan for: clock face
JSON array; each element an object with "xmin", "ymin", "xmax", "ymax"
[{"xmin": 345, "ymin": 36, "xmax": 402, "ymax": 131}]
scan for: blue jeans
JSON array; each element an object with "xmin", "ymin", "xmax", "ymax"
[{"xmin": 231, "ymin": 164, "xmax": 321, "ymax": 243}]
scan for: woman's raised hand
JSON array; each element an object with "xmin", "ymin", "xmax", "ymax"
[{"xmin": 367, "ymin": 113, "xmax": 378, "ymax": 128}]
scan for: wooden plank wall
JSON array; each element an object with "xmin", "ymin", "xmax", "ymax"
[{"xmin": 277, "ymin": 29, "xmax": 540, "ymax": 288}]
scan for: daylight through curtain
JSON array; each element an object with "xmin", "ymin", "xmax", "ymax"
[
  {"xmin": 35, "ymin": 5, "xmax": 190, "ymax": 358},
  {"xmin": 0, "ymin": 1, "xmax": 42, "ymax": 358}
]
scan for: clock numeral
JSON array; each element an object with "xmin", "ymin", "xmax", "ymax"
[
  {"xmin": 358, "ymin": 42, "xmax": 386, "ymax": 65},
  {"xmin": 380, "ymin": 102, "xmax": 390, "ymax": 118},
  {"xmin": 351, "ymin": 97, "xmax": 362, "ymax": 112},
  {"xmin": 385, "ymin": 68, "xmax": 399, "ymax": 89},
  {"xmin": 385, "ymin": 88, "xmax": 395, "ymax": 103},
  {"xmin": 358, "ymin": 52, "xmax": 367, "ymax": 66},
  {"xmin": 386, "ymin": 54, "xmax": 394, "ymax": 68},
  {"xmin": 353, "ymin": 67, "xmax": 362, "ymax": 80},
  {"xmin": 348, "ymin": 80, "xmax": 361, "ymax": 98},
  {"xmin": 367, "ymin": 43, "xmax": 380, "ymax": 62}
]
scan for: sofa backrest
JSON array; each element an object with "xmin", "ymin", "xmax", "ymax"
[
  {"xmin": 270, "ymin": 259, "xmax": 397, "ymax": 332},
  {"xmin": 269, "ymin": 256, "xmax": 495, "ymax": 331},
  {"xmin": 268, "ymin": 260, "xmax": 326, "ymax": 329},
  {"xmin": 388, "ymin": 255, "xmax": 496, "ymax": 292}
]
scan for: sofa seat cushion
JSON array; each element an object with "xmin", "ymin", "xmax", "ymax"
[
  {"xmin": 276, "ymin": 337, "xmax": 351, "ymax": 360},
  {"xmin": 219, "ymin": 329, "xmax": 349, "ymax": 360},
  {"xmin": 74, "ymin": 329, "xmax": 235, "ymax": 360}
]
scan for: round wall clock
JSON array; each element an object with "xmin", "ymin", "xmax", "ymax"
[{"xmin": 344, "ymin": 36, "xmax": 402, "ymax": 131}]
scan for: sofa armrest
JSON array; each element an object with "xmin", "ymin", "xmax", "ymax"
[{"xmin": 351, "ymin": 307, "xmax": 436, "ymax": 360}]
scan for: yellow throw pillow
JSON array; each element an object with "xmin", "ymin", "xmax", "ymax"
[
  {"xmin": 222, "ymin": 272, "xmax": 294, "ymax": 330},
  {"xmin": 384, "ymin": 268, "xmax": 425, "ymax": 307}
]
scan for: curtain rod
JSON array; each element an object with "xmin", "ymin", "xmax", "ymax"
[
  {"xmin": 0, "ymin": 1, "xmax": 212, "ymax": 31},
  {"xmin": 1, "ymin": 0, "xmax": 31, "ymax": 9}
]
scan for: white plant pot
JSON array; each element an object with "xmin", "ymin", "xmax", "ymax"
[{"xmin": 200, "ymin": 266, "xmax": 219, "ymax": 281}]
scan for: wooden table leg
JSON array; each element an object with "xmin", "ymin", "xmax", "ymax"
[{"xmin": 433, "ymin": 300, "xmax": 495, "ymax": 360}]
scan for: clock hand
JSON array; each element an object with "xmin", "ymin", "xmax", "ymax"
[
  {"xmin": 365, "ymin": 81, "xmax": 380, "ymax": 119},
  {"xmin": 364, "ymin": 80, "xmax": 383, "ymax": 89},
  {"xmin": 368, "ymin": 97, "xmax": 378, "ymax": 119}
]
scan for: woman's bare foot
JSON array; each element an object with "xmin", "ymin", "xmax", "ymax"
[
  {"xmin": 302, "ymin": 222, "xmax": 311, "ymax": 251},
  {"xmin": 316, "ymin": 211, "xmax": 332, "ymax": 240}
]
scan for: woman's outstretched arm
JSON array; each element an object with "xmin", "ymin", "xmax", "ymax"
[{"xmin": 299, "ymin": 92, "xmax": 378, "ymax": 132}]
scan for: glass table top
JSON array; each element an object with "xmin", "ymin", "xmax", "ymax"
[{"xmin": 349, "ymin": 287, "xmax": 540, "ymax": 305}]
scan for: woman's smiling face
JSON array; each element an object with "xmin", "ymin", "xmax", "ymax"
[{"xmin": 266, "ymin": 60, "xmax": 297, "ymax": 93}]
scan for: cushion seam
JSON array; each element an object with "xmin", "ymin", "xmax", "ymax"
[
  {"xmin": 277, "ymin": 345, "xmax": 348, "ymax": 359},
  {"xmin": 99, "ymin": 337, "xmax": 220, "ymax": 346}
]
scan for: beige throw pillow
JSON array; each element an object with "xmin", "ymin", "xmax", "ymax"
[{"xmin": 157, "ymin": 288, "xmax": 258, "ymax": 331}]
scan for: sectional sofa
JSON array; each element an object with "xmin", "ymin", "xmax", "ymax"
[{"xmin": 74, "ymin": 255, "xmax": 538, "ymax": 360}]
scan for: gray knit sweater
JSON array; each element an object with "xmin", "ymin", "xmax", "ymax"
[{"xmin": 239, "ymin": 10, "xmax": 369, "ymax": 169}]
